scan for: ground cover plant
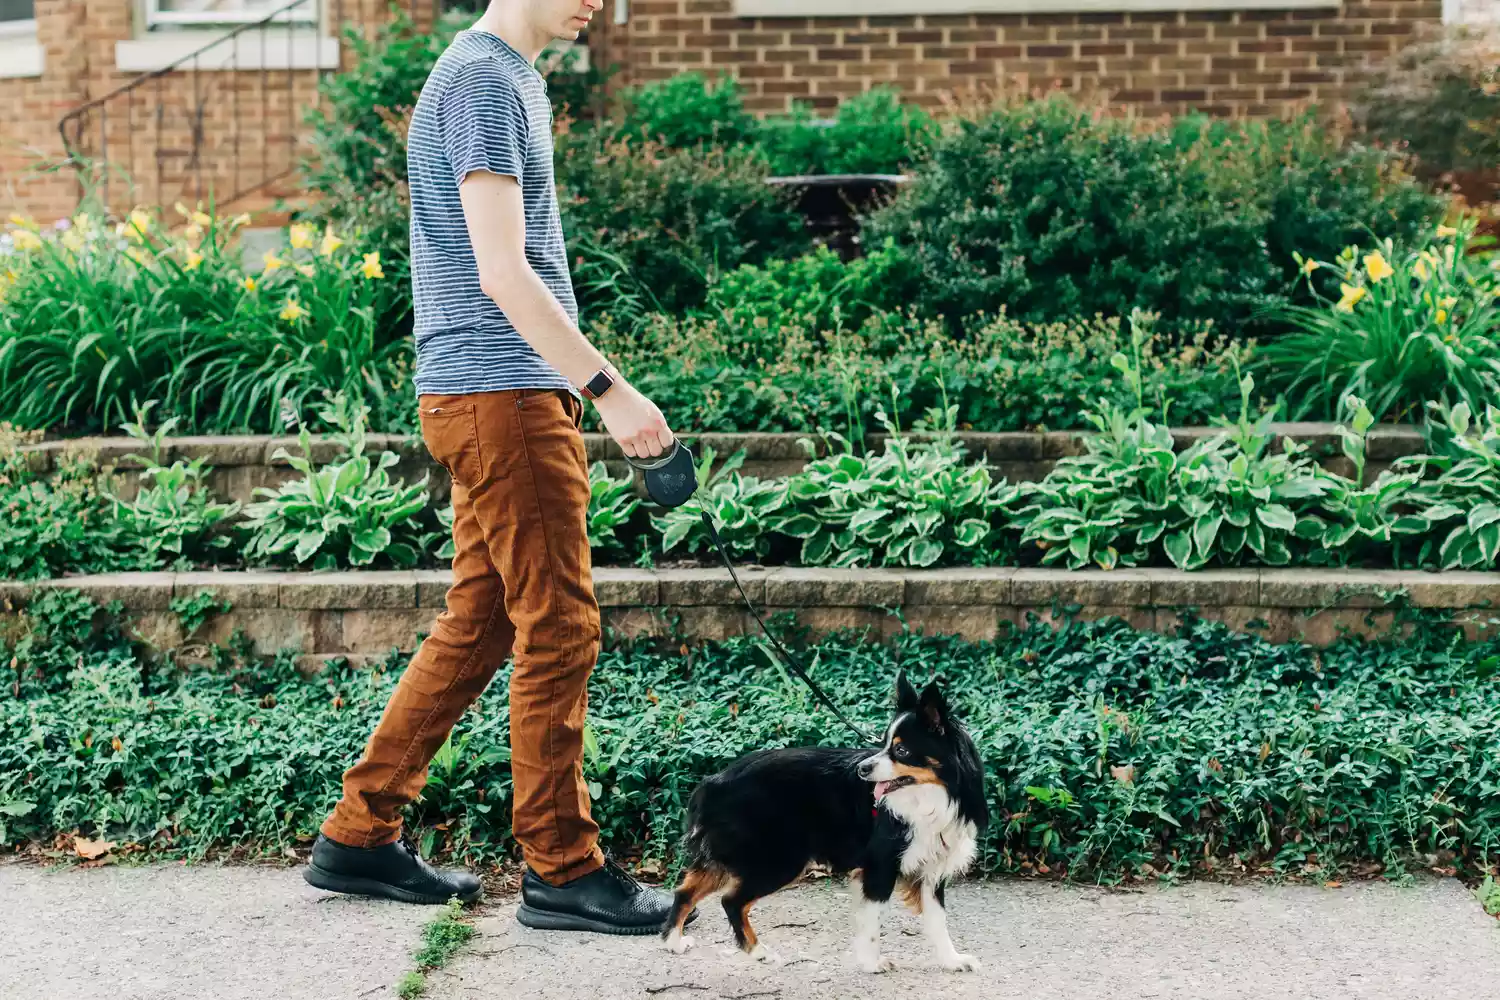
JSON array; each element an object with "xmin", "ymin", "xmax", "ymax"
[{"xmin": 5, "ymin": 591, "xmax": 1499, "ymax": 886}]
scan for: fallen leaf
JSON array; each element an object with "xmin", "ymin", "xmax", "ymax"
[
  {"xmin": 1324, "ymin": 880, "xmax": 1343, "ymax": 888},
  {"xmin": 1259, "ymin": 742, "xmax": 1272, "ymax": 762},
  {"xmin": 111, "ymin": 737, "xmax": 122, "ymax": 753},
  {"xmin": 1110, "ymin": 764, "xmax": 1136, "ymax": 786},
  {"xmin": 73, "ymin": 836, "xmax": 117, "ymax": 860}
]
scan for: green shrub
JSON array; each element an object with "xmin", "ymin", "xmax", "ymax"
[
  {"xmin": 240, "ymin": 395, "xmax": 431, "ymax": 570},
  {"xmin": 1258, "ymin": 224, "xmax": 1500, "ymax": 423},
  {"xmin": 556, "ymin": 129, "xmax": 810, "ymax": 319},
  {"xmin": 1353, "ymin": 24, "xmax": 1500, "ymax": 183},
  {"xmin": 864, "ymin": 95, "xmax": 1444, "ymax": 336},
  {"xmin": 759, "ymin": 87, "xmax": 937, "ymax": 175},
  {"xmin": 7, "ymin": 606, "xmax": 1500, "ymax": 882},
  {"xmin": 614, "ymin": 72, "xmax": 758, "ymax": 148}
]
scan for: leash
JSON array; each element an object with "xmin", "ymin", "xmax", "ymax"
[
  {"xmin": 699, "ymin": 511, "xmax": 875, "ymax": 746},
  {"xmin": 623, "ymin": 440, "xmax": 874, "ymax": 745}
]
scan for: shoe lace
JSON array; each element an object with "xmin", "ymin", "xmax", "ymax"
[{"xmin": 603, "ymin": 857, "xmax": 643, "ymax": 894}]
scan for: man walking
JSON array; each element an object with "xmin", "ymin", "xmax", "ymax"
[{"xmin": 304, "ymin": 0, "xmax": 682, "ymax": 935}]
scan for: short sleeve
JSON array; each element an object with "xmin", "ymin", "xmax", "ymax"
[{"xmin": 438, "ymin": 58, "xmax": 531, "ymax": 186}]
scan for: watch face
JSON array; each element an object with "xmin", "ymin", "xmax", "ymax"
[{"xmin": 586, "ymin": 369, "xmax": 614, "ymax": 398}]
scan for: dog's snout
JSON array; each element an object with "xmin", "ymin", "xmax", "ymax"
[{"xmin": 857, "ymin": 758, "xmax": 875, "ymax": 779}]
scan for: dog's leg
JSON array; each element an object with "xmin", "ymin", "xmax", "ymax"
[
  {"xmin": 920, "ymin": 880, "xmax": 979, "ymax": 972},
  {"xmin": 662, "ymin": 868, "xmax": 724, "ymax": 954},
  {"xmin": 850, "ymin": 874, "xmax": 894, "ymax": 974},
  {"xmin": 723, "ymin": 880, "xmax": 783, "ymax": 965}
]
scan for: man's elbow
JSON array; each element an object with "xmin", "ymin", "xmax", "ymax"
[{"xmin": 477, "ymin": 257, "xmax": 526, "ymax": 308}]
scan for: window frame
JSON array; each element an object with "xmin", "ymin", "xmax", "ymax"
[
  {"xmin": 734, "ymin": 0, "xmax": 1342, "ymax": 15},
  {"xmin": 142, "ymin": 0, "xmax": 316, "ymax": 31}
]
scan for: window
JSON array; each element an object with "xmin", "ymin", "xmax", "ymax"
[
  {"xmin": 736, "ymin": 0, "xmax": 1339, "ymax": 14},
  {"xmin": 145, "ymin": 0, "xmax": 315, "ymax": 29},
  {"xmin": 0, "ymin": 0, "xmax": 35, "ymax": 33},
  {"xmin": 1444, "ymin": 0, "xmax": 1500, "ymax": 24}
]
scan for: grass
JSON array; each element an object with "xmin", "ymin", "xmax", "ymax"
[{"xmin": 396, "ymin": 899, "xmax": 477, "ymax": 999}]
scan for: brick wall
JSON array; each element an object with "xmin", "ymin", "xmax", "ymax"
[
  {"xmin": 1, "ymin": 0, "xmax": 398, "ymax": 223},
  {"xmin": 598, "ymin": 0, "xmax": 1444, "ymax": 117}
]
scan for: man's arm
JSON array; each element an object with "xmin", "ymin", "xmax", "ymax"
[{"xmin": 459, "ymin": 170, "xmax": 673, "ymax": 459}]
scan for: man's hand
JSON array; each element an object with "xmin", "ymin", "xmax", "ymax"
[{"xmin": 594, "ymin": 380, "xmax": 674, "ymax": 460}]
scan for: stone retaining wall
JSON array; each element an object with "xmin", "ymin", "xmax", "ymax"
[
  {"xmin": 5, "ymin": 566, "xmax": 1494, "ymax": 666},
  {"xmin": 24, "ymin": 424, "xmax": 1426, "ymax": 504}
]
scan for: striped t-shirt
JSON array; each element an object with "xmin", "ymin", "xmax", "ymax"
[{"xmin": 406, "ymin": 29, "xmax": 578, "ymax": 396}]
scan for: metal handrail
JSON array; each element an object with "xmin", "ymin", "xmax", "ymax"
[{"xmin": 57, "ymin": 0, "xmax": 339, "ymax": 210}]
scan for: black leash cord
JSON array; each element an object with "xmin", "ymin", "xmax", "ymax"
[{"xmin": 699, "ymin": 510, "xmax": 875, "ymax": 746}]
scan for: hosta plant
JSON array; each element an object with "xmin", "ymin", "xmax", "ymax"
[
  {"xmin": 587, "ymin": 461, "xmax": 640, "ymax": 557},
  {"xmin": 1405, "ymin": 400, "xmax": 1500, "ymax": 569},
  {"xmin": 778, "ymin": 406, "xmax": 1003, "ymax": 568},
  {"xmin": 240, "ymin": 394, "xmax": 430, "ymax": 570},
  {"xmin": 109, "ymin": 401, "xmax": 239, "ymax": 568},
  {"xmin": 654, "ymin": 446, "xmax": 788, "ymax": 560}
]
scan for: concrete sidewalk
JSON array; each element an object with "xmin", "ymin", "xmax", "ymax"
[{"xmin": 3, "ymin": 862, "xmax": 1498, "ymax": 1000}]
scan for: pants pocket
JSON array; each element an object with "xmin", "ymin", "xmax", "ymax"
[{"xmin": 419, "ymin": 397, "xmax": 483, "ymax": 489}]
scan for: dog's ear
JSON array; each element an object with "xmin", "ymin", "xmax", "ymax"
[
  {"xmin": 919, "ymin": 681, "xmax": 949, "ymax": 735},
  {"xmin": 896, "ymin": 672, "xmax": 920, "ymax": 713}
]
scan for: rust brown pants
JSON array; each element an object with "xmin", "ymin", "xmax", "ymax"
[{"xmin": 321, "ymin": 388, "xmax": 605, "ymax": 885}]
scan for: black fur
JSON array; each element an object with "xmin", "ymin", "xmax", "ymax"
[{"xmin": 663, "ymin": 673, "xmax": 988, "ymax": 948}]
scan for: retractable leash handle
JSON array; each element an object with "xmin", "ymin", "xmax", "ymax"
[{"xmin": 624, "ymin": 441, "xmax": 875, "ymax": 746}]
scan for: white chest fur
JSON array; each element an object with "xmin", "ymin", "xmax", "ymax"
[{"xmin": 882, "ymin": 784, "xmax": 978, "ymax": 882}]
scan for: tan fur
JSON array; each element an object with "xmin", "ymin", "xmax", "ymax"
[
  {"xmin": 670, "ymin": 868, "xmax": 727, "ymax": 934},
  {"xmin": 891, "ymin": 761, "xmax": 944, "ymax": 786},
  {"xmin": 899, "ymin": 878, "xmax": 924, "ymax": 914},
  {"xmin": 738, "ymin": 897, "xmax": 759, "ymax": 951}
]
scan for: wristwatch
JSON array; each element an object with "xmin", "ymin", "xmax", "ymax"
[{"xmin": 579, "ymin": 366, "xmax": 617, "ymax": 401}]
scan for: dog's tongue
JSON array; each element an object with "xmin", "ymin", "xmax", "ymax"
[{"xmin": 872, "ymin": 780, "xmax": 892, "ymax": 802}]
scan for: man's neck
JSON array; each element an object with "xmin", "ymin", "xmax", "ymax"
[{"xmin": 471, "ymin": 6, "xmax": 548, "ymax": 63}]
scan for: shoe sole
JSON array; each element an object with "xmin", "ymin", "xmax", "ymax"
[
  {"xmin": 303, "ymin": 864, "xmax": 483, "ymax": 906},
  {"xmin": 515, "ymin": 904, "xmax": 698, "ymax": 936}
]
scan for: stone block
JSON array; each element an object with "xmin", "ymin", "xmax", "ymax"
[
  {"xmin": 1019, "ymin": 604, "xmax": 1156, "ymax": 632},
  {"xmin": 901, "ymin": 605, "xmax": 1001, "ymax": 641},
  {"xmin": 792, "ymin": 606, "xmax": 900, "ymax": 639},
  {"xmin": 1155, "ymin": 605, "xmax": 1278, "ymax": 639},
  {"xmin": 342, "ymin": 609, "xmax": 438, "ymax": 654},
  {"xmin": 1041, "ymin": 431, "xmax": 1089, "ymax": 459},
  {"xmin": 128, "ymin": 611, "xmax": 186, "ymax": 652},
  {"xmin": 670, "ymin": 605, "xmax": 753, "ymax": 641},
  {"xmin": 1150, "ymin": 569, "xmax": 1259, "ymax": 607},
  {"xmin": 602, "ymin": 607, "xmax": 665, "ymax": 641},
  {"xmin": 1364, "ymin": 426, "xmax": 1424, "ymax": 462},
  {"xmin": 1294, "ymin": 608, "xmax": 1398, "ymax": 645},
  {"xmin": 1397, "ymin": 572, "xmax": 1500, "ymax": 609},
  {"xmin": 173, "ymin": 571, "xmax": 284, "ymax": 609},
  {"xmin": 1011, "ymin": 569, "xmax": 1153, "ymax": 607},
  {"xmin": 594, "ymin": 568, "xmax": 660, "ymax": 607},
  {"xmin": 279, "ymin": 572, "xmax": 417, "ymax": 610},
  {"xmin": 417, "ymin": 570, "xmax": 453, "ymax": 608},
  {"xmin": 49, "ymin": 572, "xmax": 175, "ymax": 610},
  {"xmin": 659, "ymin": 567, "xmax": 765, "ymax": 606},
  {"xmin": 1258, "ymin": 569, "xmax": 1410, "ymax": 609},
  {"xmin": 172, "ymin": 435, "xmax": 270, "ymax": 467},
  {"xmin": 903, "ymin": 567, "xmax": 1014, "ymax": 606},
  {"xmin": 764, "ymin": 568, "xmax": 906, "ymax": 607},
  {"xmin": 961, "ymin": 433, "xmax": 1045, "ymax": 463},
  {"xmin": 200, "ymin": 609, "xmax": 333, "ymax": 656}
]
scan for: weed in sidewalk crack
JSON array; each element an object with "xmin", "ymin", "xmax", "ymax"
[{"xmin": 395, "ymin": 899, "xmax": 478, "ymax": 999}]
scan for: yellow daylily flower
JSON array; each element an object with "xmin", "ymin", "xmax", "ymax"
[
  {"xmin": 1436, "ymin": 309, "xmax": 1448, "ymax": 325},
  {"xmin": 1437, "ymin": 225, "xmax": 1458, "ymax": 238},
  {"xmin": 297, "ymin": 263, "xmax": 316, "ymax": 277},
  {"xmin": 71, "ymin": 212, "xmax": 92, "ymax": 233},
  {"xmin": 175, "ymin": 202, "xmax": 192, "ymax": 219},
  {"xmin": 361, "ymin": 251, "xmax": 384, "ymax": 280},
  {"xmin": 241, "ymin": 277, "xmax": 258, "ymax": 293},
  {"xmin": 126, "ymin": 247, "xmax": 149, "ymax": 267},
  {"xmin": 1413, "ymin": 258, "xmax": 1429, "ymax": 281},
  {"xmin": 1336, "ymin": 283, "xmax": 1368, "ymax": 313},
  {"xmin": 280, "ymin": 300, "xmax": 307, "ymax": 323},
  {"xmin": 184, "ymin": 250, "xmax": 204, "ymax": 272},
  {"xmin": 7, "ymin": 214, "xmax": 36, "ymax": 231},
  {"xmin": 192, "ymin": 210, "xmax": 212, "ymax": 228},
  {"xmin": 10, "ymin": 229, "xmax": 42, "ymax": 252},
  {"xmin": 1302, "ymin": 258, "xmax": 1320, "ymax": 275},
  {"xmin": 289, "ymin": 223, "xmax": 315, "ymax": 250},
  {"xmin": 184, "ymin": 223, "xmax": 203, "ymax": 242},
  {"xmin": 231, "ymin": 213, "xmax": 252, "ymax": 228},
  {"xmin": 61, "ymin": 229, "xmax": 84, "ymax": 253},
  {"xmin": 128, "ymin": 209, "xmax": 153, "ymax": 239},
  {"xmin": 319, "ymin": 230, "xmax": 345, "ymax": 257},
  {"xmin": 262, "ymin": 250, "xmax": 284, "ymax": 272},
  {"xmin": 1363, "ymin": 251, "xmax": 1393, "ymax": 283}
]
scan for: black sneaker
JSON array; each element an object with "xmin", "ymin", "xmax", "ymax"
[
  {"xmin": 303, "ymin": 833, "xmax": 483, "ymax": 905},
  {"xmin": 516, "ymin": 860, "xmax": 692, "ymax": 935}
]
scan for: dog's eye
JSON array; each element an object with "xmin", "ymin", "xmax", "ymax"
[{"xmin": 892, "ymin": 745, "xmax": 910, "ymax": 760}]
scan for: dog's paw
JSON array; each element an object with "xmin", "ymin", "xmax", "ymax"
[
  {"xmin": 750, "ymin": 945, "xmax": 783, "ymax": 965},
  {"xmin": 856, "ymin": 955, "xmax": 896, "ymax": 975},
  {"xmin": 940, "ymin": 953, "xmax": 981, "ymax": 973},
  {"xmin": 663, "ymin": 933, "xmax": 695, "ymax": 955}
]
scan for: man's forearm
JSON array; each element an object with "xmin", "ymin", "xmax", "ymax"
[{"xmin": 481, "ymin": 262, "xmax": 614, "ymax": 389}]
